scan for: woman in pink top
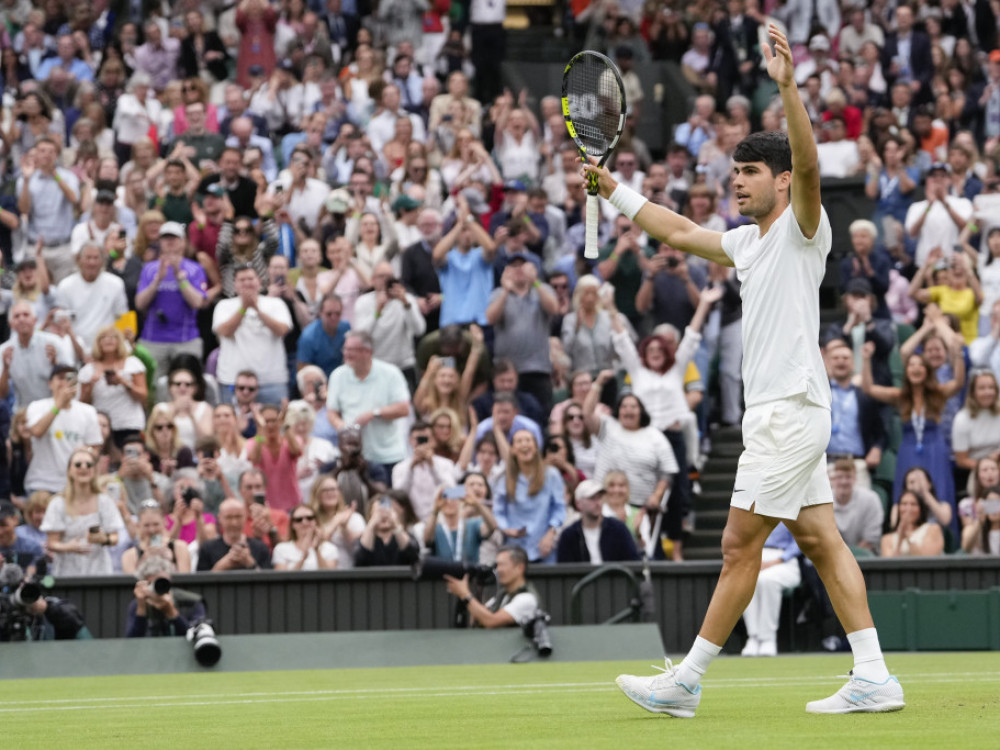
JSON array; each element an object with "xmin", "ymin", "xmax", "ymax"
[
  {"xmin": 164, "ymin": 469, "xmax": 218, "ymax": 547},
  {"xmin": 248, "ymin": 403, "xmax": 303, "ymax": 513}
]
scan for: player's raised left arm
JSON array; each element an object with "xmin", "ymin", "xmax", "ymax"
[{"xmin": 764, "ymin": 24, "xmax": 821, "ymax": 239}]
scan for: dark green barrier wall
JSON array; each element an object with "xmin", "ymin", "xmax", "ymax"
[{"xmin": 36, "ymin": 557, "xmax": 1000, "ymax": 651}]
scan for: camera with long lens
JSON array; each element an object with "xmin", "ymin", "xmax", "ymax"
[
  {"xmin": 0, "ymin": 560, "xmax": 47, "ymax": 641},
  {"xmin": 186, "ymin": 618, "xmax": 222, "ymax": 667},
  {"xmin": 524, "ymin": 611, "xmax": 553, "ymax": 657},
  {"xmin": 151, "ymin": 577, "xmax": 172, "ymax": 596},
  {"xmin": 413, "ymin": 558, "xmax": 496, "ymax": 628}
]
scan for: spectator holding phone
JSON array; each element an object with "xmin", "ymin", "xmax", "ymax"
[
  {"xmin": 78, "ymin": 326, "xmax": 148, "ymax": 443},
  {"xmin": 120, "ymin": 499, "xmax": 193, "ymax": 574},
  {"xmin": 236, "ymin": 467, "xmax": 289, "ymax": 550},
  {"xmin": 962, "ymin": 488, "xmax": 1000, "ymax": 555},
  {"xmin": 355, "ymin": 494, "xmax": 421, "ymax": 567},
  {"xmin": 116, "ymin": 435, "xmax": 167, "ymax": 516},
  {"xmin": 164, "ymin": 469, "xmax": 219, "ymax": 548},
  {"xmin": 196, "ymin": 498, "xmax": 272, "ymax": 571},
  {"xmin": 423, "ymin": 483, "xmax": 498, "ymax": 565},
  {"xmin": 392, "ymin": 422, "xmax": 459, "ymax": 522},
  {"xmin": 41, "ymin": 448, "xmax": 125, "ymax": 576}
]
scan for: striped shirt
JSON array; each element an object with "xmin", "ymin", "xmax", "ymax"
[{"xmin": 594, "ymin": 415, "xmax": 678, "ymax": 507}]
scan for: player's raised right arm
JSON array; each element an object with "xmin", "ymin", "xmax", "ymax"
[{"xmin": 582, "ymin": 160, "xmax": 732, "ymax": 267}]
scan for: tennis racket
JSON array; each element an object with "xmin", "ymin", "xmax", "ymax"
[{"xmin": 561, "ymin": 51, "xmax": 627, "ymax": 260}]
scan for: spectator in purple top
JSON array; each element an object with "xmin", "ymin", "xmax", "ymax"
[{"xmin": 134, "ymin": 222, "xmax": 208, "ymax": 379}]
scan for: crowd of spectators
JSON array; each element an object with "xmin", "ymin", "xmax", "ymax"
[{"xmin": 1, "ymin": 0, "xmax": 999, "ymax": 629}]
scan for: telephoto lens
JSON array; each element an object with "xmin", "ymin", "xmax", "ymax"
[
  {"xmin": 186, "ymin": 619, "xmax": 222, "ymax": 667},
  {"xmin": 152, "ymin": 577, "xmax": 172, "ymax": 596}
]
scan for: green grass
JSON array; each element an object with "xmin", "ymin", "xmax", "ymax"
[{"xmin": 2, "ymin": 653, "xmax": 999, "ymax": 749}]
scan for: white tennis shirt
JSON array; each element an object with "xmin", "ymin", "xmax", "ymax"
[{"xmin": 721, "ymin": 204, "xmax": 832, "ymax": 410}]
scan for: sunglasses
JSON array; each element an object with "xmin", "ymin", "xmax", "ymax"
[
  {"xmin": 153, "ymin": 424, "xmax": 174, "ymax": 431},
  {"xmin": 171, "ymin": 380, "xmax": 195, "ymax": 387},
  {"xmin": 234, "ymin": 227, "xmax": 254, "ymax": 235},
  {"xmin": 292, "ymin": 515, "xmax": 316, "ymax": 522},
  {"xmin": 236, "ymin": 385, "xmax": 258, "ymax": 392},
  {"xmin": 566, "ymin": 414, "xmax": 584, "ymax": 421},
  {"xmin": 73, "ymin": 460, "xmax": 94, "ymax": 469},
  {"xmin": 551, "ymin": 282, "xmax": 568, "ymax": 290}
]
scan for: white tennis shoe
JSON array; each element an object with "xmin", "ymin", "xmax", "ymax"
[
  {"xmin": 615, "ymin": 659, "xmax": 702, "ymax": 718},
  {"xmin": 805, "ymin": 672, "xmax": 905, "ymax": 714}
]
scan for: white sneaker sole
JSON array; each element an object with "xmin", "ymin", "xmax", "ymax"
[
  {"xmin": 615, "ymin": 677, "xmax": 697, "ymax": 718},
  {"xmin": 806, "ymin": 700, "xmax": 905, "ymax": 715}
]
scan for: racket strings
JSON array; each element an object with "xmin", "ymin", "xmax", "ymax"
[{"xmin": 565, "ymin": 59, "xmax": 622, "ymax": 156}]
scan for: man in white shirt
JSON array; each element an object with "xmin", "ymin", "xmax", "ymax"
[
  {"xmin": 24, "ymin": 365, "xmax": 103, "ymax": 494},
  {"xmin": 56, "ymin": 243, "xmax": 129, "ymax": 349},
  {"xmin": 270, "ymin": 148, "xmax": 329, "ymax": 234},
  {"xmin": 70, "ymin": 189, "xmax": 128, "ymax": 257},
  {"xmin": 0, "ymin": 301, "xmax": 72, "ymax": 408},
  {"xmin": 816, "ymin": 116, "xmax": 860, "ymax": 178},
  {"xmin": 905, "ymin": 162, "xmax": 974, "ymax": 267},
  {"xmin": 391, "ymin": 422, "xmax": 458, "ymax": 521},
  {"xmin": 366, "ymin": 83, "xmax": 427, "ymax": 155},
  {"xmin": 596, "ymin": 26, "xmax": 903, "ymax": 717},
  {"xmin": 353, "ymin": 262, "xmax": 426, "ymax": 387},
  {"xmin": 212, "ymin": 264, "xmax": 292, "ymax": 403}
]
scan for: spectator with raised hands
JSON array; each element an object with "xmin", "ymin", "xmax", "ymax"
[
  {"xmin": 585, "ymin": 370, "xmax": 679, "ymax": 559},
  {"xmin": 909, "ymin": 248, "xmax": 982, "ymax": 345},
  {"xmin": 120, "ymin": 499, "xmax": 194, "ymax": 575},
  {"xmin": 962, "ymin": 487, "xmax": 1000, "ymax": 555},
  {"xmin": 424, "ymin": 482, "xmax": 498, "ymax": 565},
  {"xmin": 78, "ymin": 325, "xmax": 147, "ymax": 444},
  {"xmin": 862, "ymin": 339, "xmax": 963, "ymax": 533},
  {"xmin": 491, "ymin": 89, "xmax": 542, "ymax": 186},
  {"xmin": 248, "ymin": 403, "xmax": 303, "ymax": 514},
  {"xmin": 355, "ymin": 494, "xmax": 421, "ymax": 567},
  {"xmin": 272, "ymin": 502, "xmax": 340, "ymax": 570},
  {"xmin": 432, "ymin": 194, "xmax": 498, "ymax": 327},
  {"xmin": 0, "ymin": 301, "xmax": 72, "ymax": 409},
  {"xmin": 413, "ymin": 328, "xmax": 483, "ymax": 425}
]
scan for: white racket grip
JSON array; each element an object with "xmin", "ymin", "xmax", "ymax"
[{"xmin": 584, "ymin": 193, "xmax": 599, "ymax": 259}]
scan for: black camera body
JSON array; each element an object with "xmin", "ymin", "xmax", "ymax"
[
  {"xmin": 0, "ymin": 561, "xmax": 46, "ymax": 641},
  {"xmin": 413, "ymin": 557, "xmax": 495, "ymax": 586}
]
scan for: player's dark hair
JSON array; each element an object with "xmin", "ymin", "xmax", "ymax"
[{"xmin": 733, "ymin": 130, "xmax": 792, "ymax": 177}]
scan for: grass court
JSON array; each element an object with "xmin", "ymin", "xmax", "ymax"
[{"xmin": 2, "ymin": 651, "xmax": 998, "ymax": 749}]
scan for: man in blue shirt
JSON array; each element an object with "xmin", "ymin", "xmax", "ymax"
[
  {"xmin": 35, "ymin": 34, "xmax": 94, "ymax": 83},
  {"xmin": 433, "ymin": 198, "xmax": 497, "ymax": 327},
  {"xmin": 297, "ymin": 292, "xmax": 350, "ymax": 377},
  {"xmin": 0, "ymin": 502, "xmax": 44, "ymax": 572}
]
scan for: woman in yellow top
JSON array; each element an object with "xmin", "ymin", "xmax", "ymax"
[{"xmin": 909, "ymin": 249, "xmax": 982, "ymax": 344}]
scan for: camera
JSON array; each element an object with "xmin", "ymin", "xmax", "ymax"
[
  {"xmin": 186, "ymin": 618, "xmax": 222, "ymax": 667},
  {"xmin": 151, "ymin": 576, "xmax": 172, "ymax": 596},
  {"xmin": 524, "ymin": 611, "xmax": 553, "ymax": 657},
  {"xmin": 415, "ymin": 435, "xmax": 429, "ymax": 445},
  {"xmin": 413, "ymin": 557, "xmax": 495, "ymax": 586},
  {"xmin": 0, "ymin": 561, "xmax": 46, "ymax": 641},
  {"xmin": 665, "ymin": 257, "xmax": 680, "ymax": 269},
  {"xmin": 182, "ymin": 487, "xmax": 200, "ymax": 505}
]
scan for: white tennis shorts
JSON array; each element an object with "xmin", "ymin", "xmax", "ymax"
[{"xmin": 731, "ymin": 394, "xmax": 833, "ymax": 520}]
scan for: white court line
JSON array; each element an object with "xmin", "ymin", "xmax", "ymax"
[{"xmin": 2, "ymin": 671, "xmax": 999, "ymax": 713}]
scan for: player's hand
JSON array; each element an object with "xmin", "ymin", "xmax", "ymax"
[
  {"xmin": 580, "ymin": 156, "xmax": 618, "ymax": 200},
  {"xmin": 762, "ymin": 24, "xmax": 795, "ymax": 89}
]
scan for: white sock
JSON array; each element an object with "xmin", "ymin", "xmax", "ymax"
[
  {"xmin": 675, "ymin": 636, "xmax": 722, "ymax": 688},
  {"xmin": 847, "ymin": 628, "xmax": 890, "ymax": 682}
]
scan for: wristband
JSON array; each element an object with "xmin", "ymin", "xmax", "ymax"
[
  {"xmin": 109, "ymin": 250, "xmax": 120, "ymax": 260},
  {"xmin": 522, "ymin": 216, "xmax": 530, "ymax": 224},
  {"xmin": 609, "ymin": 183, "xmax": 649, "ymax": 221},
  {"xmin": 53, "ymin": 173, "xmax": 61, "ymax": 183},
  {"xmin": 461, "ymin": 595, "xmax": 472, "ymax": 605},
  {"xmin": 197, "ymin": 223, "xmax": 205, "ymax": 230},
  {"xmin": 238, "ymin": 307, "xmax": 247, "ymax": 315},
  {"xmin": 533, "ymin": 280, "xmax": 541, "ymax": 289},
  {"xmin": 180, "ymin": 280, "xmax": 191, "ymax": 289},
  {"xmin": 50, "ymin": 406, "xmax": 60, "ymax": 415},
  {"xmin": 255, "ymin": 435, "xmax": 265, "ymax": 443},
  {"xmin": 609, "ymin": 252, "xmax": 619, "ymax": 262}
]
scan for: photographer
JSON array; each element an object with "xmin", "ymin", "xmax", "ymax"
[
  {"xmin": 1, "ymin": 561, "xmax": 91, "ymax": 641},
  {"xmin": 444, "ymin": 546, "xmax": 539, "ymax": 628},
  {"xmin": 126, "ymin": 556, "xmax": 206, "ymax": 637}
]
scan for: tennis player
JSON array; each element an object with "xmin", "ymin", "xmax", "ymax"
[{"xmin": 583, "ymin": 25, "xmax": 904, "ymax": 716}]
